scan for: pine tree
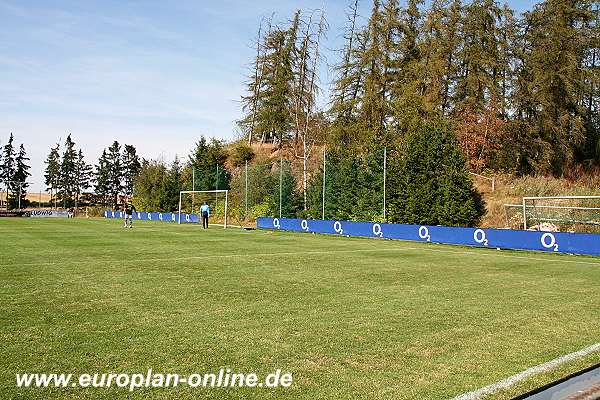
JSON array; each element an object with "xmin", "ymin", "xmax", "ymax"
[
  {"xmin": 1, "ymin": 133, "xmax": 16, "ymax": 207},
  {"xmin": 240, "ymin": 13, "xmax": 301, "ymax": 146},
  {"xmin": 187, "ymin": 137, "xmax": 229, "ymax": 192},
  {"xmin": 390, "ymin": 0, "xmax": 425, "ymax": 136},
  {"xmin": 420, "ymin": 0, "xmax": 462, "ymax": 114},
  {"xmin": 94, "ymin": 150, "xmax": 111, "ymax": 207},
  {"xmin": 511, "ymin": 0, "xmax": 595, "ymax": 174},
  {"xmin": 577, "ymin": 1, "xmax": 599, "ymax": 162},
  {"xmin": 162, "ymin": 157, "xmax": 182, "ymax": 211},
  {"xmin": 387, "ymin": 122, "xmax": 485, "ymax": 226},
  {"xmin": 360, "ymin": 0, "xmax": 387, "ymax": 143},
  {"xmin": 59, "ymin": 134, "xmax": 78, "ymax": 208},
  {"xmin": 44, "ymin": 143, "xmax": 61, "ymax": 208},
  {"xmin": 242, "ymin": 17, "xmax": 269, "ymax": 145},
  {"xmin": 277, "ymin": 159, "xmax": 302, "ymax": 217},
  {"xmin": 106, "ymin": 141, "xmax": 123, "ymax": 208},
  {"xmin": 329, "ymin": 1, "xmax": 369, "ymax": 148},
  {"xmin": 453, "ymin": 0, "xmax": 505, "ymax": 115},
  {"xmin": 12, "ymin": 144, "xmax": 30, "ymax": 209},
  {"xmin": 74, "ymin": 150, "xmax": 92, "ymax": 212},
  {"xmin": 122, "ymin": 144, "xmax": 141, "ymax": 196}
]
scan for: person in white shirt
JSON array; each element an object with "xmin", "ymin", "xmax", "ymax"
[{"xmin": 200, "ymin": 202, "xmax": 210, "ymax": 229}]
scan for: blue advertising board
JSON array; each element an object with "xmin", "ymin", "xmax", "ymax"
[
  {"xmin": 256, "ymin": 217, "xmax": 600, "ymax": 257},
  {"xmin": 104, "ymin": 210, "xmax": 199, "ymax": 224}
]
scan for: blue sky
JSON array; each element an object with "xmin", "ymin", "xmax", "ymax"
[{"xmin": 0, "ymin": 0, "xmax": 536, "ymax": 191}]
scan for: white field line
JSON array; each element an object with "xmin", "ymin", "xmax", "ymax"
[{"xmin": 451, "ymin": 342, "xmax": 600, "ymax": 400}]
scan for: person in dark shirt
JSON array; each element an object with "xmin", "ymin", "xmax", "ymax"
[{"xmin": 123, "ymin": 200, "xmax": 136, "ymax": 228}]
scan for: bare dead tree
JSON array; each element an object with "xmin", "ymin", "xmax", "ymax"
[{"xmin": 294, "ymin": 10, "xmax": 328, "ymax": 210}]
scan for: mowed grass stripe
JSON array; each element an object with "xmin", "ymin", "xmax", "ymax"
[{"xmin": 0, "ymin": 218, "xmax": 599, "ymax": 400}]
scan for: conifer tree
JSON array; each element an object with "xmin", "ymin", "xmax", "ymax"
[
  {"xmin": 44, "ymin": 143, "xmax": 61, "ymax": 208},
  {"xmin": 106, "ymin": 141, "xmax": 123, "ymax": 208},
  {"xmin": 59, "ymin": 134, "xmax": 78, "ymax": 208},
  {"xmin": 387, "ymin": 123, "xmax": 485, "ymax": 226},
  {"xmin": 12, "ymin": 144, "xmax": 30, "ymax": 209},
  {"xmin": 329, "ymin": 0, "xmax": 368, "ymax": 147},
  {"xmin": 187, "ymin": 137, "xmax": 230, "ymax": 192},
  {"xmin": 240, "ymin": 13, "xmax": 301, "ymax": 146},
  {"xmin": 1, "ymin": 133, "xmax": 16, "ymax": 205},
  {"xmin": 453, "ymin": 0, "xmax": 505, "ymax": 114},
  {"xmin": 74, "ymin": 150, "xmax": 92, "ymax": 212},
  {"xmin": 390, "ymin": 0, "xmax": 425, "ymax": 136},
  {"xmin": 163, "ymin": 157, "xmax": 182, "ymax": 211},
  {"xmin": 122, "ymin": 144, "xmax": 141, "ymax": 197},
  {"xmin": 511, "ymin": 0, "xmax": 595, "ymax": 173},
  {"xmin": 360, "ymin": 0, "xmax": 387, "ymax": 143},
  {"xmin": 94, "ymin": 150, "xmax": 111, "ymax": 207},
  {"xmin": 240, "ymin": 15, "xmax": 273, "ymax": 145}
]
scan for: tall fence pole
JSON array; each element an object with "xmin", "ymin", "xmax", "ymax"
[
  {"xmin": 279, "ymin": 156, "xmax": 283, "ymax": 218},
  {"xmin": 215, "ymin": 164, "xmax": 219, "ymax": 212},
  {"xmin": 245, "ymin": 160, "xmax": 248, "ymax": 218},
  {"xmin": 322, "ymin": 148, "xmax": 326, "ymax": 220},
  {"xmin": 383, "ymin": 147, "xmax": 387, "ymax": 222},
  {"xmin": 522, "ymin": 197, "xmax": 528, "ymax": 230},
  {"xmin": 192, "ymin": 167, "xmax": 195, "ymax": 214}
]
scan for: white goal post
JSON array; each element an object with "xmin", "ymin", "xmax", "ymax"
[
  {"xmin": 178, "ymin": 190, "xmax": 229, "ymax": 228},
  {"xmin": 522, "ymin": 195, "xmax": 600, "ymax": 230}
]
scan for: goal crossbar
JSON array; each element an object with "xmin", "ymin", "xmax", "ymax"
[{"xmin": 178, "ymin": 190, "xmax": 228, "ymax": 228}]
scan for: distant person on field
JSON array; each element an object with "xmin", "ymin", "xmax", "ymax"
[
  {"xmin": 123, "ymin": 199, "xmax": 136, "ymax": 228},
  {"xmin": 200, "ymin": 201, "xmax": 210, "ymax": 229}
]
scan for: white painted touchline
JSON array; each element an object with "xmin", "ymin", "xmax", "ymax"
[{"xmin": 451, "ymin": 342, "xmax": 600, "ymax": 400}]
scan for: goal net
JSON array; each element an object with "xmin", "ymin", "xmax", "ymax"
[
  {"xmin": 178, "ymin": 190, "xmax": 229, "ymax": 228},
  {"xmin": 521, "ymin": 196, "xmax": 600, "ymax": 233}
]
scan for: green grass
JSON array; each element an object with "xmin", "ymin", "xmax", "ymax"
[{"xmin": 1, "ymin": 218, "xmax": 599, "ymax": 399}]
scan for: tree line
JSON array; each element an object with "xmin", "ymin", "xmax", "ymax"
[
  {"xmin": 0, "ymin": 133, "xmax": 31, "ymax": 209},
  {"xmin": 239, "ymin": 0, "xmax": 598, "ymax": 175},
  {"xmin": 1, "ymin": 133, "xmax": 143, "ymax": 211},
  {"xmin": 235, "ymin": 0, "xmax": 599, "ymax": 226},
  {"xmin": 133, "ymin": 137, "xmax": 230, "ymax": 212}
]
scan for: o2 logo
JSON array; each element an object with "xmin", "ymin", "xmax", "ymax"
[
  {"xmin": 418, "ymin": 226, "xmax": 431, "ymax": 242},
  {"xmin": 185, "ymin": 214, "xmax": 191, "ymax": 223},
  {"xmin": 473, "ymin": 229, "xmax": 489, "ymax": 246},
  {"xmin": 541, "ymin": 233, "xmax": 559, "ymax": 252},
  {"xmin": 372, "ymin": 223, "xmax": 383, "ymax": 238},
  {"xmin": 273, "ymin": 218, "xmax": 281, "ymax": 229},
  {"xmin": 301, "ymin": 220, "xmax": 309, "ymax": 232},
  {"xmin": 159, "ymin": 213, "xmax": 163, "ymax": 221},
  {"xmin": 334, "ymin": 221, "xmax": 344, "ymax": 234}
]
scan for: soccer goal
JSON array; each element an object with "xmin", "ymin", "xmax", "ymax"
[
  {"xmin": 178, "ymin": 190, "xmax": 229, "ymax": 228},
  {"xmin": 521, "ymin": 196, "xmax": 600, "ymax": 232}
]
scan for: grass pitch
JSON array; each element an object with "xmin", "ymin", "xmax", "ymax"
[{"xmin": 1, "ymin": 218, "xmax": 599, "ymax": 399}]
